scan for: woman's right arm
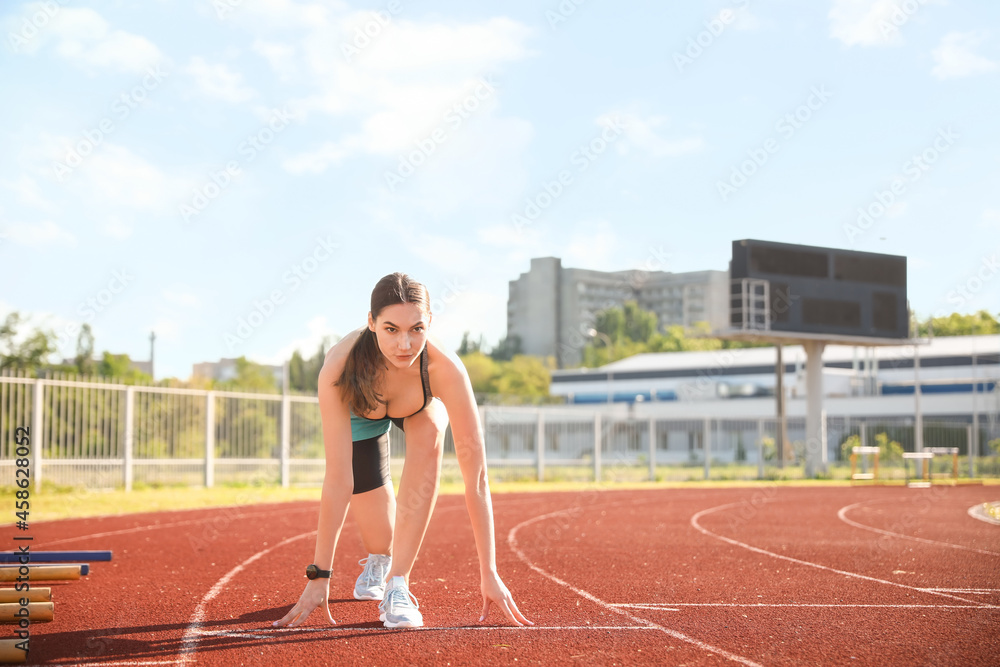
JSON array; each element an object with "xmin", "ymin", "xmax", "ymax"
[{"xmin": 272, "ymin": 352, "xmax": 355, "ymax": 627}]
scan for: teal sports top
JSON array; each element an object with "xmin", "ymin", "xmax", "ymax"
[{"xmin": 347, "ymin": 346, "xmax": 432, "ymax": 441}]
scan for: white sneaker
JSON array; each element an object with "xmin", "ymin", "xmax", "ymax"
[
  {"xmin": 353, "ymin": 554, "xmax": 391, "ymax": 601},
  {"xmin": 378, "ymin": 575, "xmax": 423, "ymax": 628}
]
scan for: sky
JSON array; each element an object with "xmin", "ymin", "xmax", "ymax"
[{"xmin": 1, "ymin": 0, "xmax": 998, "ymax": 381}]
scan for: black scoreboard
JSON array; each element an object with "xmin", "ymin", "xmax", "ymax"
[{"xmin": 730, "ymin": 239, "xmax": 908, "ymax": 339}]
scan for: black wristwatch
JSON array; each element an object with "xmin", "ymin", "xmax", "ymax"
[{"xmin": 305, "ymin": 564, "xmax": 331, "ymax": 580}]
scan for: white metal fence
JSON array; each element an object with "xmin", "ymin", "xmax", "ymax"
[{"xmin": 2, "ymin": 375, "xmax": 998, "ymax": 489}]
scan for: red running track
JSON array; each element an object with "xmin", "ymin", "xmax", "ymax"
[{"xmin": 4, "ymin": 485, "xmax": 999, "ymax": 665}]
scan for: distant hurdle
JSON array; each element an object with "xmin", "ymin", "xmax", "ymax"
[
  {"xmin": 850, "ymin": 446, "xmax": 881, "ymax": 481},
  {"xmin": 903, "ymin": 447, "xmax": 959, "ymax": 487}
]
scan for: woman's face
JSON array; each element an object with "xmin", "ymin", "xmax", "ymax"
[{"xmin": 369, "ymin": 302, "xmax": 430, "ymax": 370}]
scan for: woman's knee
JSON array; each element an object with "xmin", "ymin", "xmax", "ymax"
[{"xmin": 403, "ymin": 399, "xmax": 448, "ymax": 453}]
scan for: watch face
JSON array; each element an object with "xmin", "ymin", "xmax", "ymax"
[{"xmin": 306, "ymin": 564, "xmax": 318, "ymax": 580}]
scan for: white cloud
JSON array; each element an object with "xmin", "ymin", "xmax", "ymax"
[
  {"xmin": 1, "ymin": 175, "xmax": 56, "ymax": 212},
  {"xmin": 828, "ymin": 0, "xmax": 944, "ymax": 47},
  {"xmin": 69, "ymin": 143, "xmax": 187, "ymax": 212},
  {"xmin": 251, "ymin": 9, "xmax": 534, "ymax": 169},
  {"xmin": 186, "ymin": 57, "xmax": 257, "ymax": 103},
  {"xmin": 931, "ymin": 31, "xmax": 999, "ymax": 79},
  {"xmin": 609, "ymin": 112, "xmax": 703, "ymax": 158},
  {"xmin": 2, "ymin": 220, "xmax": 75, "ymax": 247},
  {"xmin": 44, "ymin": 7, "xmax": 165, "ymax": 73}
]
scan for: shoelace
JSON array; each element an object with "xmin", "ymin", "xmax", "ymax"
[
  {"xmin": 383, "ymin": 584, "xmax": 419, "ymax": 613},
  {"xmin": 358, "ymin": 556, "xmax": 386, "ymax": 587}
]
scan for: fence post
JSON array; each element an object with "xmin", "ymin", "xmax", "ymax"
[
  {"xmin": 757, "ymin": 417, "xmax": 764, "ymax": 480},
  {"xmin": 594, "ymin": 413, "xmax": 602, "ymax": 483},
  {"xmin": 205, "ymin": 391, "xmax": 215, "ymax": 488},
  {"xmin": 281, "ymin": 394, "xmax": 291, "ymax": 488},
  {"xmin": 967, "ymin": 424, "xmax": 975, "ymax": 479},
  {"xmin": 124, "ymin": 386, "xmax": 134, "ymax": 492},
  {"xmin": 648, "ymin": 416, "xmax": 656, "ymax": 481},
  {"xmin": 703, "ymin": 417, "xmax": 711, "ymax": 481},
  {"xmin": 536, "ymin": 409, "xmax": 545, "ymax": 482},
  {"xmin": 31, "ymin": 379, "xmax": 44, "ymax": 491}
]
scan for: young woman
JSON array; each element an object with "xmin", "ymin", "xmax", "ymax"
[{"xmin": 273, "ymin": 273, "xmax": 531, "ymax": 629}]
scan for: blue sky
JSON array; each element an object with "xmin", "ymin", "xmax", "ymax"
[{"xmin": 1, "ymin": 0, "xmax": 998, "ymax": 381}]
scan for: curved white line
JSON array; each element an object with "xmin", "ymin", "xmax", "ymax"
[
  {"xmin": 838, "ymin": 501, "xmax": 999, "ymax": 556},
  {"xmin": 691, "ymin": 502, "xmax": 995, "ymax": 608},
  {"xmin": 968, "ymin": 502, "xmax": 1000, "ymax": 526},
  {"xmin": 179, "ymin": 529, "xmax": 317, "ymax": 664},
  {"xmin": 508, "ymin": 505, "xmax": 762, "ymax": 667}
]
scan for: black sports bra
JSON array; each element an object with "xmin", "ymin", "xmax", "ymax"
[{"xmin": 357, "ymin": 346, "xmax": 432, "ymax": 421}]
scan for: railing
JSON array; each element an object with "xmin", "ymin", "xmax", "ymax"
[{"xmin": 1, "ymin": 376, "xmax": 997, "ymax": 489}]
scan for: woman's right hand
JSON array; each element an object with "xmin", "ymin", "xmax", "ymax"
[{"xmin": 272, "ymin": 578, "xmax": 335, "ymax": 628}]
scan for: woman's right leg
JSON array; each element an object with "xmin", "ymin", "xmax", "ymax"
[{"xmin": 350, "ymin": 482, "xmax": 395, "ymax": 555}]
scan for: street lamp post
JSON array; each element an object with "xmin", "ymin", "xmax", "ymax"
[{"xmin": 588, "ymin": 328, "xmax": 614, "ymax": 404}]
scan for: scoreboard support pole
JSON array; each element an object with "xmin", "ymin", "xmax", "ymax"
[{"xmin": 804, "ymin": 340, "xmax": 827, "ymax": 478}]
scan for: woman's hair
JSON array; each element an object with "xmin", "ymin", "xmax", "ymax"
[{"xmin": 336, "ymin": 273, "xmax": 431, "ymax": 416}]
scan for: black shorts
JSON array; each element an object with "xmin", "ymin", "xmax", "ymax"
[{"xmin": 352, "ymin": 417, "xmax": 404, "ymax": 494}]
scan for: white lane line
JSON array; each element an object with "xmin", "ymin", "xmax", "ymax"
[
  {"xmin": 179, "ymin": 529, "xmax": 317, "ymax": 664},
  {"xmin": 508, "ymin": 506, "xmax": 762, "ymax": 667},
  {"xmin": 838, "ymin": 501, "xmax": 1000, "ymax": 556},
  {"xmin": 612, "ymin": 603, "xmax": 994, "ymax": 609},
  {"xmin": 193, "ymin": 625, "xmax": 659, "ymax": 640},
  {"xmin": 692, "ymin": 502, "xmax": 996, "ymax": 609},
  {"xmin": 921, "ymin": 588, "xmax": 1000, "ymax": 595}
]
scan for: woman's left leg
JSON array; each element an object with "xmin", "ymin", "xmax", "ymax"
[{"xmin": 386, "ymin": 398, "xmax": 448, "ymax": 585}]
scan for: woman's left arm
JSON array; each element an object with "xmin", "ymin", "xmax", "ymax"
[{"xmin": 433, "ymin": 351, "xmax": 533, "ymax": 627}]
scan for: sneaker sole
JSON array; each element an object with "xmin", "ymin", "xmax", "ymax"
[
  {"xmin": 354, "ymin": 590, "xmax": 383, "ymax": 601},
  {"xmin": 383, "ymin": 618, "xmax": 423, "ymax": 629}
]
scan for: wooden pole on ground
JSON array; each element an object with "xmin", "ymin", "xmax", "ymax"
[
  {"xmin": 0, "ymin": 638, "xmax": 28, "ymax": 664},
  {"xmin": 0, "ymin": 589, "xmax": 50, "ymax": 604},
  {"xmin": 0, "ymin": 566, "xmax": 81, "ymax": 582},
  {"xmin": 0, "ymin": 602, "xmax": 54, "ymax": 623}
]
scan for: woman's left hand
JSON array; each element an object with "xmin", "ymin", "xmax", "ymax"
[{"xmin": 480, "ymin": 571, "xmax": 533, "ymax": 626}]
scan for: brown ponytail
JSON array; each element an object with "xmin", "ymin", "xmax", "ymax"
[{"xmin": 336, "ymin": 272, "xmax": 431, "ymax": 416}]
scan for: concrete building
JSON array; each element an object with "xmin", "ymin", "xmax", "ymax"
[{"xmin": 507, "ymin": 257, "xmax": 729, "ymax": 368}]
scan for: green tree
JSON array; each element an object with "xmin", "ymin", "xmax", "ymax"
[
  {"xmin": 74, "ymin": 323, "xmax": 96, "ymax": 376},
  {"xmin": 493, "ymin": 355, "xmax": 551, "ymax": 398},
  {"xmin": 916, "ymin": 310, "xmax": 1000, "ymax": 337},
  {"xmin": 97, "ymin": 352, "xmax": 152, "ymax": 384},
  {"xmin": 459, "ymin": 351, "xmax": 500, "ymax": 395},
  {"xmin": 217, "ymin": 357, "xmax": 279, "ymax": 393},
  {"xmin": 489, "ymin": 334, "xmax": 521, "ymax": 362},
  {"xmin": 0, "ymin": 312, "xmax": 58, "ymax": 373},
  {"xmin": 457, "ymin": 331, "xmax": 483, "ymax": 355},
  {"xmin": 288, "ymin": 338, "xmax": 330, "ymax": 394}
]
